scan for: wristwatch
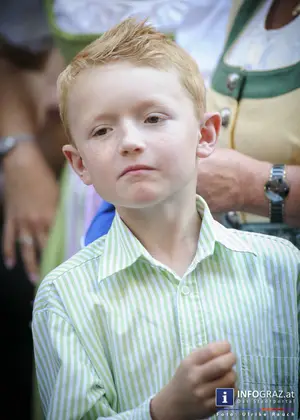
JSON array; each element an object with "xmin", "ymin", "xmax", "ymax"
[
  {"xmin": 0, "ymin": 135, "xmax": 34, "ymax": 160},
  {"xmin": 264, "ymin": 164, "xmax": 290, "ymax": 223}
]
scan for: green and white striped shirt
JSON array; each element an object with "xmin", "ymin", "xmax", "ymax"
[{"xmin": 33, "ymin": 196, "xmax": 300, "ymax": 419}]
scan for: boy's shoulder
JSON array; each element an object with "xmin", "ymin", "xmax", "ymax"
[
  {"xmin": 34, "ymin": 236, "xmax": 107, "ymax": 312},
  {"xmin": 52, "ymin": 235, "xmax": 107, "ymax": 277},
  {"xmin": 221, "ymin": 222, "xmax": 300, "ymax": 264},
  {"xmin": 214, "ymin": 220, "xmax": 300, "ymax": 264}
]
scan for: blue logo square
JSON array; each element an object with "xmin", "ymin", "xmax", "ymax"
[{"xmin": 215, "ymin": 388, "xmax": 234, "ymax": 407}]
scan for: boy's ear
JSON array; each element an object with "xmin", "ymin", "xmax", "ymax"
[
  {"xmin": 62, "ymin": 144, "xmax": 92, "ymax": 185},
  {"xmin": 196, "ymin": 112, "xmax": 221, "ymax": 159}
]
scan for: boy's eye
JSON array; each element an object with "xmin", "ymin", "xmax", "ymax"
[
  {"xmin": 144, "ymin": 115, "xmax": 164, "ymax": 124},
  {"xmin": 93, "ymin": 127, "xmax": 112, "ymax": 137}
]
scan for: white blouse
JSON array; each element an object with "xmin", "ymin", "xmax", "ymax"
[{"xmin": 225, "ymin": 0, "xmax": 300, "ymax": 70}]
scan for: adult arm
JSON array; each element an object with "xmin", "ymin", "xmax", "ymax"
[
  {"xmin": 196, "ymin": 148, "xmax": 300, "ymax": 226},
  {"xmin": 0, "ymin": 55, "xmax": 59, "ymax": 283}
]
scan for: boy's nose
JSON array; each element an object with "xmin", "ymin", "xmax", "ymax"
[{"xmin": 118, "ymin": 123, "xmax": 146, "ymax": 155}]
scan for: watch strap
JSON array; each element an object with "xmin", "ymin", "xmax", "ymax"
[
  {"xmin": 270, "ymin": 201, "xmax": 284, "ymax": 224},
  {"xmin": 269, "ymin": 164, "xmax": 286, "ymax": 224}
]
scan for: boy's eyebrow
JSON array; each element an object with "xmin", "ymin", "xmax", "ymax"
[
  {"xmin": 87, "ymin": 97, "xmax": 172, "ymax": 126},
  {"xmin": 87, "ymin": 112, "xmax": 118, "ymax": 126},
  {"xmin": 132, "ymin": 97, "xmax": 171, "ymax": 109}
]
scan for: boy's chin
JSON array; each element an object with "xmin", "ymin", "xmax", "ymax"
[{"xmin": 115, "ymin": 189, "xmax": 165, "ymax": 209}]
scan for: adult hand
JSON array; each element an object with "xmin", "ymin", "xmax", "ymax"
[
  {"xmin": 196, "ymin": 148, "xmax": 249, "ymax": 213},
  {"xmin": 2, "ymin": 141, "xmax": 59, "ymax": 284}
]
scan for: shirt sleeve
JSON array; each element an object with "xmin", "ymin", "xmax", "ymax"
[
  {"xmin": 32, "ymin": 310, "xmax": 153, "ymax": 420},
  {"xmin": 0, "ymin": 0, "xmax": 52, "ymax": 53}
]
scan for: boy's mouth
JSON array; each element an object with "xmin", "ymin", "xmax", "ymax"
[{"xmin": 119, "ymin": 164, "xmax": 155, "ymax": 178}]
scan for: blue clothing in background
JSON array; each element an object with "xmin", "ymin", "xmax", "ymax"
[{"xmin": 84, "ymin": 200, "xmax": 116, "ymax": 245}]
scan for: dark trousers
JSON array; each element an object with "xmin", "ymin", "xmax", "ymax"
[{"xmin": 0, "ymin": 216, "xmax": 34, "ymax": 420}]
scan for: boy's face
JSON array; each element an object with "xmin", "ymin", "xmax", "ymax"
[{"xmin": 64, "ymin": 62, "xmax": 216, "ymax": 208}]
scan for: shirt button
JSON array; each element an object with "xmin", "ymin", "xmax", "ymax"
[
  {"xmin": 227, "ymin": 73, "xmax": 240, "ymax": 92},
  {"xmin": 220, "ymin": 107, "xmax": 231, "ymax": 127},
  {"xmin": 181, "ymin": 286, "xmax": 190, "ymax": 296}
]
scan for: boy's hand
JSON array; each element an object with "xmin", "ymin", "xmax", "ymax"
[{"xmin": 150, "ymin": 341, "xmax": 237, "ymax": 420}]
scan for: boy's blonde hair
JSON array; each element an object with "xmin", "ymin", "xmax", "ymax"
[{"xmin": 57, "ymin": 18, "xmax": 206, "ymax": 142}]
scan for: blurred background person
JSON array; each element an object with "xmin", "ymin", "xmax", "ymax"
[
  {"xmin": 0, "ymin": 0, "xmax": 66, "ymax": 418},
  {"xmin": 205, "ymin": 0, "xmax": 300, "ymax": 242}
]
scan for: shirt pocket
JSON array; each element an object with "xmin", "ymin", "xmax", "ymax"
[
  {"xmin": 234, "ymin": 355, "xmax": 298, "ymax": 415},
  {"xmin": 238, "ymin": 355, "xmax": 298, "ymax": 386}
]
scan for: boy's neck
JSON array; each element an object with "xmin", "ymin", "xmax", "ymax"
[{"xmin": 116, "ymin": 187, "xmax": 202, "ymax": 278}]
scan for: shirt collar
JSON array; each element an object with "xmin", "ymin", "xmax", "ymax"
[
  {"xmin": 98, "ymin": 210, "xmax": 149, "ymax": 281},
  {"xmin": 213, "ymin": 219, "xmax": 258, "ymax": 256},
  {"xmin": 98, "ymin": 195, "xmax": 257, "ymax": 282},
  {"xmin": 194, "ymin": 196, "xmax": 257, "ymax": 258}
]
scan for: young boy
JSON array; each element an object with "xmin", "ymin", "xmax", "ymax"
[{"xmin": 32, "ymin": 19, "xmax": 300, "ymax": 420}]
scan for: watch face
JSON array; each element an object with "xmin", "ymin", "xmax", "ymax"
[{"xmin": 264, "ymin": 178, "xmax": 290, "ymax": 203}]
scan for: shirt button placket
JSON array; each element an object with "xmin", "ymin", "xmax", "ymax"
[
  {"xmin": 181, "ymin": 286, "xmax": 190, "ymax": 296},
  {"xmin": 178, "ymin": 282, "xmax": 195, "ymax": 358}
]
